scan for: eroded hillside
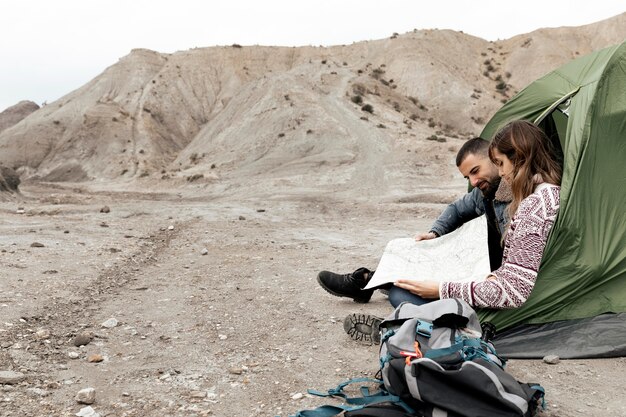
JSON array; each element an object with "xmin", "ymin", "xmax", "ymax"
[{"xmin": 0, "ymin": 13, "xmax": 624, "ymax": 199}]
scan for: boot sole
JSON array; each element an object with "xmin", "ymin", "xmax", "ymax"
[
  {"xmin": 343, "ymin": 313, "xmax": 382, "ymax": 344},
  {"xmin": 316, "ymin": 274, "xmax": 371, "ymax": 303}
]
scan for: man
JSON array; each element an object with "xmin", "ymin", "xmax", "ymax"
[{"xmin": 317, "ymin": 137, "xmax": 511, "ymax": 305}]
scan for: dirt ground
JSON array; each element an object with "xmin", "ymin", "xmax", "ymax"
[{"xmin": 1, "ymin": 182, "xmax": 625, "ymax": 417}]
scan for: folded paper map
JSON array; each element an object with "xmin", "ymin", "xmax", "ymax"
[{"xmin": 364, "ymin": 215, "xmax": 490, "ymax": 289}]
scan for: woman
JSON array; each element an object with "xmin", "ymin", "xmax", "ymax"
[{"xmin": 391, "ymin": 120, "xmax": 562, "ymax": 309}]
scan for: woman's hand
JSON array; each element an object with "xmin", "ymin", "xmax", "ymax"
[{"xmin": 394, "ymin": 279, "xmax": 441, "ymax": 299}]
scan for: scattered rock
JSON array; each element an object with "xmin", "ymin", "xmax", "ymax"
[
  {"xmin": 76, "ymin": 405, "xmax": 100, "ymax": 417},
  {"xmin": 68, "ymin": 351, "xmax": 80, "ymax": 359},
  {"xmin": 27, "ymin": 387, "xmax": 49, "ymax": 397},
  {"xmin": 16, "ymin": 207, "xmax": 25, "ymax": 214},
  {"xmin": 189, "ymin": 390, "xmax": 207, "ymax": 399},
  {"xmin": 99, "ymin": 222, "xmax": 109, "ymax": 227},
  {"xmin": 76, "ymin": 387, "xmax": 96, "ymax": 404},
  {"xmin": 218, "ymin": 334, "xmax": 228, "ymax": 340},
  {"xmin": 228, "ymin": 367, "xmax": 243, "ymax": 375},
  {"xmin": 201, "ymin": 248, "xmax": 208, "ymax": 255},
  {"xmin": 0, "ymin": 370, "xmax": 26, "ymax": 384},
  {"xmin": 30, "ymin": 242, "xmax": 45, "ymax": 247},
  {"xmin": 291, "ymin": 392, "xmax": 303, "ymax": 400},
  {"xmin": 73, "ymin": 333, "xmax": 93, "ymax": 347},
  {"xmin": 99, "ymin": 206, "xmax": 110, "ymax": 213},
  {"xmin": 87, "ymin": 354, "xmax": 104, "ymax": 363},
  {"xmin": 101, "ymin": 318, "xmax": 118, "ymax": 328},
  {"xmin": 168, "ymin": 225, "xmax": 174, "ymax": 230},
  {"xmin": 543, "ymin": 355, "xmax": 560, "ymax": 365},
  {"xmin": 35, "ymin": 328, "xmax": 51, "ymax": 340}
]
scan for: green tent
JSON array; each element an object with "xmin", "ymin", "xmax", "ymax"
[{"xmin": 477, "ymin": 41, "xmax": 626, "ymax": 358}]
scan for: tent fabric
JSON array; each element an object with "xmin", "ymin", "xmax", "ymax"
[
  {"xmin": 475, "ymin": 42, "xmax": 626, "ymax": 347},
  {"xmin": 493, "ymin": 313, "xmax": 626, "ymax": 359}
]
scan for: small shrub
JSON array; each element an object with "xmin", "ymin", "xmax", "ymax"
[
  {"xmin": 231, "ymin": 43, "xmax": 242, "ymax": 48},
  {"xmin": 361, "ymin": 104, "xmax": 374, "ymax": 113},
  {"xmin": 190, "ymin": 153, "xmax": 199, "ymax": 163},
  {"xmin": 278, "ymin": 133, "xmax": 285, "ymax": 138},
  {"xmin": 306, "ymin": 129, "xmax": 313, "ymax": 134},
  {"xmin": 321, "ymin": 59, "xmax": 327, "ymax": 64},
  {"xmin": 496, "ymin": 81, "xmax": 507, "ymax": 90},
  {"xmin": 393, "ymin": 102, "xmax": 401, "ymax": 112},
  {"xmin": 186, "ymin": 174, "xmax": 204, "ymax": 182},
  {"xmin": 352, "ymin": 83, "xmax": 367, "ymax": 96},
  {"xmin": 351, "ymin": 95, "xmax": 363, "ymax": 104},
  {"xmin": 409, "ymin": 114, "xmax": 419, "ymax": 121},
  {"xmin": 428, "ymin": 119, "xmax": 437, "ymax": 128},
  {"xmin": 408, "ymin": 96, "xmax": 419, "ymax": 105},
  {"xmin": 371, "ymin": 68, "xmax": 385, "ymax": 79},
  {"xmin": 377, "ymin": 123, "xmax": 386, "ymax": 129}
]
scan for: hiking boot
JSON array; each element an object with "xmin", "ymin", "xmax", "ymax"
[
  {"xmin": 316, "ymin": 268, "xmax": 374, "ymax": 303},
  {"xmin": 343, "ymin": 313, "xmax": 383, "ymax": 344}
]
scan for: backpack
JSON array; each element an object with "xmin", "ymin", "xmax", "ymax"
[
  {"xmin": 378, "ymin": 299, "xmax": 544, "ymax": 417},
  {"xmin": 289, "ymin": 299, "xmax": 544, "ymax": 417}
]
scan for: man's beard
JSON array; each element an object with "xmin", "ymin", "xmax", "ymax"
[{"xmin": 479, "ymin": 176, "xmax": 501, "ymax": 199}]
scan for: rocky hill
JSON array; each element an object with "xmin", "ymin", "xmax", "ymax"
[{"xmin": 0, "ymin": 13, "xmax": 624, "ymax": 199}]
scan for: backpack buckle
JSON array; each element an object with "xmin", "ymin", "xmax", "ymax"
[{"xmin": 415, "ymin": 320, "xmax": 433, "ymax": 338}]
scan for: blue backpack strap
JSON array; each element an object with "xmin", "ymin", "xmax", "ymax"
[
  {"xmin": 307, "ymin": 378, "xmax": 414, "ymax": 412},
  {"xmin": 289, "ymin": 403, "xmax": 354, "ymax": 417},
  {"xmin": 308, "ymin": 377, "xmax": 382, "ymax": 400},
  {"xmin": 530, "ymin": 384, "xmax": 546, "ymax": 410}
]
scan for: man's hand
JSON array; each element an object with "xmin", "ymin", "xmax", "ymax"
[
  {"xmin": 415, "ymin": 231, "xmax": 437, "ymax": 242},
  {"xmin": 394, "ymin": 279, "xmax": 441, "ymax": 299}
]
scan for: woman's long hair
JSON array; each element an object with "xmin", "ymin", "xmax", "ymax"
[{"xmin": 489, "ymin": 120, "xmax": 562, "ymax": 218}]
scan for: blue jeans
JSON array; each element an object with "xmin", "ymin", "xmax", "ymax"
[{"xmin": 388, "ymin": 286, "xmax": 431, "ymax": 308}]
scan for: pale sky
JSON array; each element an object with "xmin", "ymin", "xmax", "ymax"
[{"xmin": 1, "ymin": 0, "xmax": 624, "ymax": 112}]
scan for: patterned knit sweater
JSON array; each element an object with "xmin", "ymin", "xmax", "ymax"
[{"xmin": 439, "ymin": 183, "xmax": 560, "ymax": 309}]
